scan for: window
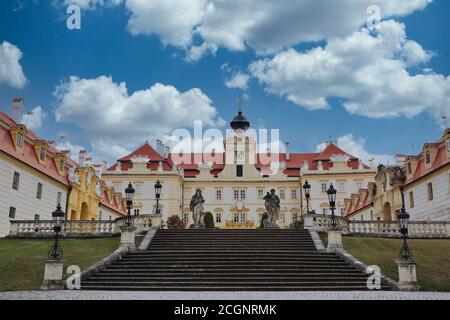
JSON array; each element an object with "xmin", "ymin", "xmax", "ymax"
[
  {"xmin": 340, "ymin": 208, "xmax": 345, "ymax": 216},
  {"xmin": 279, "ymin": 189, "xmax": 285, "ymax": 199},
  {"xmin": 216, "ymin": 213, "xmax": 222, "ymax": 223},
  {"xmin": 356, "ymin": 182, "xmax": 362, "ymax": 190},
  {"xmin": 291, "ymin": 189, "xmax": 297, "ymax": 199},
  {"xmin": 240, "ymin": 189, "xmax": 246, "ymax": 199},
  {"xmin": 258, "ymin": 189, "xmax": 264, "ymax": 199},
  {"xmin": 183, "ymin": 213, "xmax": 189, "ymax": 223},
  {"xmin": 236, "ymin": 165, "xmax": 243, "ymax": 177},
  {"xmin": 447, "ymin": 139, "xmax": 450, "ymax": 152},
  {"xmin": 425, "ymin": 152, "xmax": 431, "ymax": 164},
  {"xmin": 280, "ymin": 213, "xmax": 285, "ymax": 223},
  {"xmin": 234, "ymin": 212, "xmax": 239, "ymax": 222},
  {"xmin": 322, "ymin": 208, "xmax": 328, "ymax": 215},
  {"xmin": 338, "ymin": 182, "xmax": 345, "ymax": 192},
  {"xmin": 216, "ymin": 190, "xmax": 222, "ymax": 200},
  {"xmin": 16, "ymin": 133, "xmax": 23, "ymax": 148},
  {"xmin": 39, "ymin": 147, "xmax": 46, "ymax": 162},
  {"xmin": 12, "ymin": 172, "xmax": 20, "ymax": 190},
  {"xmin": 34, "ymin": 214, "xmax": 40, "ymax": 221},
  {"xmin": 36, "ymin": 183, "xmax": 43, "ymax": 199},
  {"xmin": 321, "ymin": 183, "xmax": 327, "ymax": 193},
  {"xmin": 98, "ymin": 211, "xmax": 103, "ymax": 220},
  {"xmin": 9, "ymin": 207, "xmax": 16, "ymax": 219},
  {"xmin": 134, "ymin": 183, "xmax": 143, "ymax": 195},
  {"xmin": 409, "ymin": 191, "xmax": 415, "ymax": 208},
  {"xmin": 407, "ymin": 162, "xmax": 412, "ymax": 175},
  {"xmin": 134, "ymin": 209, "xmax": 140, "ymax": 216},
  {"xmin": 234, "ymin": 190, "xmax": 239, "ymax": 199},
  {"xmin": 57, "ymin": 192, "xmax": 62, "ymax": 206},
  {"xmin": 427, "ymin": 183, "xmax": 434, "ymax": 201},
  {"xmin": 59, "ymin": 159, "xmax": 65, "ymax": 172},
  {"xmin": 240, "ymin": 213, "xmax": 246, "ymax": 222}
]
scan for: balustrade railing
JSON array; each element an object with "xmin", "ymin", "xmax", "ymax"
[{"xmin": 305, "ymin": 214, "xmax": 450, "ymax": 238}]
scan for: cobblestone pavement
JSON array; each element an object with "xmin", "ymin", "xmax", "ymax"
[{"xmin": 1, "ymin": 291, "xmax": 449, "ymax": 300}]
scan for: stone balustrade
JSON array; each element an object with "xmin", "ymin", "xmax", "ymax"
[
  {"xmin": 305, "ymin": 214, "xmax": 450, "ymax": 238},
  {"xmin": 8, "ymin": 214, "xmax": 162, "ymax": 238}
]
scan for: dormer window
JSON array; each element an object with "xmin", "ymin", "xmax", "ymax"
[
  {"xmin": 17, "ymin": 132, "xmax": 24, "ymax": 148},
  {"xmin": 425, "ymin": 152, "xmax": 431, "ymax": 164},
  {"xmin": 407, "ymin": 162, "xmax": 412, "ymax": 175},
  {"xmin": 59, "ymin": 159, "xmax": 65, "ymax": 172},
  {"xmin": 39, "ymin": 147, "xmax": 46, "ymax": 162},
  {"xmin": 53, "ymin": 152, "xmax": 68, "ymax": 176},
  {"xmin": 447, "ymin": 138, "xmax": 450, "ymax": 152}
]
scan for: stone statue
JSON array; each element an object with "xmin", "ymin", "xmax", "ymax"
[
  {"xmin": 263, "ymin": 189, "xmax": 280, "ymax": 228},
  {"xmin": 190, "ymin": 189, "xmax": 205, "ymax": 228}
]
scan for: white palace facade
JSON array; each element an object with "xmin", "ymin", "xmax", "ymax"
[{"xmin": 102, "ymin": 109, "xmax": 376, "ymax": 229}]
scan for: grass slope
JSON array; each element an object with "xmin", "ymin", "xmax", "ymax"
[
  {"xmin": 321, "ymin": 234, "xmax": 450, "ymax": 292},
  {"xmin": 0, "ymin": 237, "xmax": 120, "ymax": 291}
]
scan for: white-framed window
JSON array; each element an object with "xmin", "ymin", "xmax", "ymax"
[
  {"xmin": 98, "ymin": 211, "xmax": 103, "ymax": 220},
  {"xmin": 356, "ymin": 181, "xmax": 363, "ymax": 190},
  {"xmin": 216, "ymin": 190, "xmax": 222, "ymax": 200},
  {"xmin": 240, "ymin": 213, "xmax": 246, "ymax": 222},
  {"xmin": 34, "ymin": 214, "xmax": 40, "ymax": 221},
  {"xmin": 113, "ymin": 182, "xmax": 121, "ymax": 192},
  {"xmin": 134, "ymin": 209, "xmax": 140, "ymax": 216},
  {"xmin": 36, "ymin": 182, "xmax": 43, "ymax": 199},
  {"xmin": 291, "ymin": 189, "xmax": 297, "ymax": 199},
  {"xmin": 322, "ymin": 208, "xmax": 328, "ymax": 215},
  {"xmin": 428, "ymin": 183, "xmax": 434, "ymax": 201},
  {"xmin": 257, "ymin": 189, "xmax": 264, "ymax": 199},
  {"xmin": 183, "ymin": 213, "xmax": 189, "ymax": 223},
  {"xmin": 409, "ymin": 191, "xmax": 415, "ymax": 208},
  {"xmin": 234, "ymin": 212, "xmax": 239, "ymax": 222},
  {"xmin": 134, "ymin": 183, "xmax": 143, "ymax": 195},
  {"xmin": 215, "ymin": 213, "xmax": 222, "ymax": 223},
  {"xmin": 240, "ymin": 189, "xmax": 246, "ymax": 199},
  {"xmin": 279, "ymin": 189, "xmax": 285, "ymax": 199},
  {"xmin": 338, "ymin": 182, "xmax": 345, "ymax": 192},
  {"xmin": 9, "ymin": 207, "xmax": 16, "ymax": 219},
  {"xmin": 321, "ymin": 183, "xmax": 327, "ymax": 193},
  {"xmin": 233, "ymin": 190, "xmax": 239, "ymax": 199},
  {"xmin": 12, "ymin": 171, "xmax": 20, "ymax": 190}
]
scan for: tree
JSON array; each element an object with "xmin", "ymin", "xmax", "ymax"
[
  {"xmin": 166, "ymin": 215, "xmax": 186, "ymax": 229},
  {"xmin": 204, "ymin": 212, "xmax": 215, "ymax": 229}
]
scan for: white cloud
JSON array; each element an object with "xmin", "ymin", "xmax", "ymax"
[
  {"xmin": 0, "ymin": 41, "xmax": 27, "ymax": 88},
  {"xmin": 225, "ymin": 71, "xmax": 250, "ymax": 90},
  {"xmin": 250, "ymin": 20, "xmax": 450, "ymax": 121},
  {"xmin": 315, "ymin": 133, "xmax": 395, "ymax": 165},
  {"xmin": 55, "ymin": 140, "xmax": 86, "ymax": 162},
  {"xmin": 21, "ymin": 106, "xmax": 47, "ymax": 130},
  {"xmin": 119, "ymin": 0, "xmax": 431, "ymax": 59},
  {"xmin": 53, "ymin": 75, "xmax": 222, "ymax": 162}
]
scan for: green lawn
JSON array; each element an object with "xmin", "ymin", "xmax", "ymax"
[
  {"xmin": 0, "ymin": 237, "xmax": 120, "ymax": 291},
  {"xmin": 320, "ymin": 233, "xmax": 450, "ymax": 292}
]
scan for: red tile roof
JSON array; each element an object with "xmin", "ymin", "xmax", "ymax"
[
  {"xmin": 0, "ymin": 111, "xmax": 76, "ymax": 187},
  {"xmin": 99, "ymin": 184, "xmax": 126, "ymax": 216}
]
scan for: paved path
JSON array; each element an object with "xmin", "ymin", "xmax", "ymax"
[{"xmin": 1, "ymin": 291, "xmax": 449, "ymax": 300}]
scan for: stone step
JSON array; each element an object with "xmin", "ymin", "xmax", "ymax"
[
  {"xmin": 80, "ymin": 285, "xmax": 389, "ymax": 291},
  {"xmin": 125, "ymin": 253, "xmax": 334, "ymax": 258},
  {"xmin": 96, "ymin": 271, "xmax": 366, "ymax": 277},
  {"xmin": 118, "ymin": 257, "xmax": 342, "ymax": 262},
  {"xmin": 133, "ymin": 250, "xmax": 326, "ymax": 254}
]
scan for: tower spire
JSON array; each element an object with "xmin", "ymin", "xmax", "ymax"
[{"xmin": 230, "ymin": 97, "xmax": 250, "ymax": 131}]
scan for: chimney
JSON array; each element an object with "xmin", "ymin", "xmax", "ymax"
[
  {"xmin": 78, "ymin": 150, "xmax": 86, "ymax": 167},
  {"xmin": 12, "ymin": 98, "xmax": 24, "ymax": 124},
  {"xmin": 284, "ymin": 142, "xmax": 290, "ymax": 161},
  {"xmin": 164, "ymin": 145, "xmax": 170, "ymax": 160}
]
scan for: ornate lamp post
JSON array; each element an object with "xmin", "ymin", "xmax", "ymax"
[
  {"xmin": 327, "ymin": 183, "xmax": 338, "ymax": 228},
  {"xmin": 303, "ymin": 180, "xmax": 311, "ymax": 214},
  {"xmin": 48, "ymin": 204, "xmax": 65, "ymax": 259},
  {"xmin": 397, "ymin": 208, "xmax": 412, "ymax": 260},
  {"xmin": 396, "ymin": 208, "xmax": 419, "ymax": 290},
  {"xmin": 154, "ymin": 180, "xmax": 162, "ymax": 215},
  {"xmin": 41, "ymin": 204, "xmax": 65, "ymax": 290},
  {"xmin": 125, "ymin": 182, "xmax": 135, "ymax": 227}
]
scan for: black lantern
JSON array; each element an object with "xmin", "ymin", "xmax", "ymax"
[
  {"xmin": 153, "ymin": 180, "xmax": 162, "ymax": 215},
  {"xmin": 125, "ymin": 182, "xmax": 135, "ymax": 227},
  {"xmin": 327, "ymin": 183, "xmax": 338, "ymax": 228},
  {"xmin": 303, "ymin": 180, "xmax": 311, "ymax": 214},
  {"xmin": 154, "ymin": 180, "xmax": 162, "ymax": 199},
  {"xmin": 397, "ymin": 208, "xmax": 413, "ymax": 260},
  {"xmin": 48, "ymin": 204, "xmax": 65, "ymax": 259}
]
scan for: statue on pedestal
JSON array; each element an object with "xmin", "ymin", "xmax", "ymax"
[
  {"xmin": 263, "ymin": 189, "xmax": 280, "ymax": 228},
  {"xmin": 190, "ymin": 189, "xmax": 205, "ymax": 228}
]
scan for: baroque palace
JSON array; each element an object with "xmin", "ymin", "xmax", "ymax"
[{"xmin": 102, "ymin": 107, "xmax": 376, "ymax": 229}]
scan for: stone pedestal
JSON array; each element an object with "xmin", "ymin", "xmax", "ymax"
[
  {"xmin": 120, "ymin": 226, "xmax": 137, "ymax": 251},
  {"xmin": 303, "ymin": 214, "xmax": 316, "ymax": 229},
  {"xmin": 396, "ymin": 259, "xmax": 419, "ymax": 291},
  {"xmin": 41, "ymin": 258, "xmax": 65, "ymax": 290},
  {"xmin": 327, "ymin": 228, "xmax": 343, "ymax": 252},
  {"xmin": 263, "ymin": 221, "xmax": 280, "ymax": 229}
]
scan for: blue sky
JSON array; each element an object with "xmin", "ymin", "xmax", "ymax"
[{"xmin": 0, "ymin": 0, "xmax": 449, "ymax": 164}]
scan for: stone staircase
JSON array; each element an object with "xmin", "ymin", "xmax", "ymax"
[{"xmin": 81, "ymin": 229, "xmax": 388, "ymax": 291}]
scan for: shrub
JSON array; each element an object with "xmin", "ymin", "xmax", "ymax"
[
  {"xmin": 166, "ymin": 215, "xmax": 186, "ymax": 229},
  {"xmin": 204, "ymin": 212, "xmax": 215, "ymax": 229}
]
